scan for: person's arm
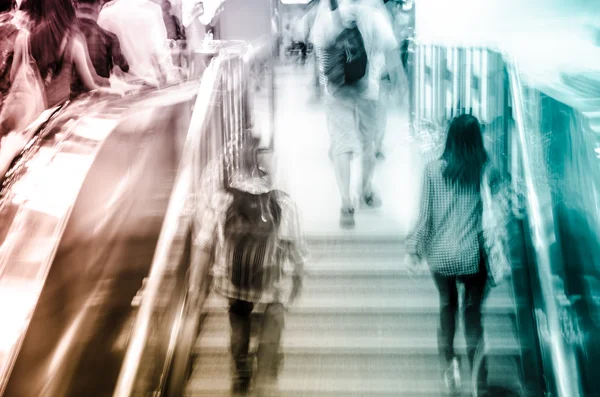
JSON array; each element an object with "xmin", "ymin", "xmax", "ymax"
[
  {"xmin": 109, "ymin": 34, "xmax": 130, "ymax": 74},
  {"xmin": 173, "ymin": 16, "xmax": 186, "ymax": 41},
  {"xmin": 189, "ymin": 159, "xmax": 222, "ymax": 297},
  {"xmin": 189, "ymin": 193, "xmax": 219, "ymax": 300},
  {"xmin": 150, "ymin": 6, "xmax": 179, "ymax": 84},
  {"xmin": 105, "ymin": 34, "xmax": 158, "ymax": 87},
  {"xmin": 406, "ymin": 165, "xmax": 433, "ymax": 260},
  {"xmin": 385, "ymin": 47, "xmax": 408, "ymax": 105},
  {"xmin": 374, "ymin": 9, "xmax": 407, "ymax": 101},
  {"xmin": 0, "ymin": 133, "xmax": 27, "ymax": 180},
  {"xmin": 78, "ymin": 35, "xmax": 110, "ymax": 87},
  {"xmin": 279, "ymin": 195, "xmax": 310, "ymax": 305},
  {"xmin": 71, "ymin": 37, "xmax": 113, "ymax": 93},
  {"xmin": 487, "ymin": 165, "xmax": 518, "ymax": 218},
  {"xmin": 9, "ymin": 31, "xmax": 25, "ymax": 82}
]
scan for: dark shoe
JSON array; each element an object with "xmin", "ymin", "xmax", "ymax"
[
  {"xmin": 376, "ymin": 151, "xmax": 385, "ymax": 160},
  {"xmin": 232, "ymin": 377, "xmax": 251, "ymax": 395},
  {"xmin": 339, "ymin": 208, "xmax": 355, "ymax": 229},
  {"xmin": 231, "ymin": 357, "xmax": 253, "ymax": 395},
  {"xmin": 361, "ymin": 192, "xmax": 382, "ymax": 209}
]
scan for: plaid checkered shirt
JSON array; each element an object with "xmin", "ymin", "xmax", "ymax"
[
  {"xmin": 407, "ymin": 159, "xmax": 502, "ymax": 276},
  {"xmin": 194, "ymin": 157, "xmax": 309, "ymax": 304}
]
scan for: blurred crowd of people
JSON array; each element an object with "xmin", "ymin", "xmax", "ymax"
[{"xmin": 0, "ymin": 0, "xmax": 187, "ymax": 181}]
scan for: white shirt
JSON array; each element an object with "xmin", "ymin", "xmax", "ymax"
[
  {"xmin": 99, "ymin": 0, "xmax": 176, "ymax": 84},
  {"xmin": 311, "ymin": 1, "xmax": 397, "ymax": 100}
]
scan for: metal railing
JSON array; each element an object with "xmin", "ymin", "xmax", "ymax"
[
  {"xmin": 410, "ymin": 42, "xmax": 508, "ymax": 172},
  {"xmin": 505, "ymin": 58, "xmax": 584, "ymax": 397},
  {"xmin": 111, "ymin": 52, "xmax": 223, "ymax": 397}
]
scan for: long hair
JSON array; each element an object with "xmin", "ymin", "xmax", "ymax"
[
  {"xmin": 0, "ymin": 0, "xmax": 14, "ymax": 12},
  {"xmin": 20, "ymin": 0, "xmax": 76, "ymax": 78},
  {"xmin": 441, "ymin": 114, "xmax": 488, "ymax": 189}
]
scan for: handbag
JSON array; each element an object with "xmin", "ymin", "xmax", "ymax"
[
  {"xmin": 0, "ymin": 30, "xmax": 47, "ymax": 136},
  {"xmin": 481, "ymin": 166, "xmax": 512, "ymax": 287}
]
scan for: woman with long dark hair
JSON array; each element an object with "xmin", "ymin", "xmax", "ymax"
[
  {"xmin": 15, "ymin": 0, "xmax": 115, "ymax": 106},
  {"xmin": 407, "ymin": 114, "xmax": 500, "ymax": 393},
  {"xmin": 0, "ymin": 0, "xmax": 19, "ymax": 102}
]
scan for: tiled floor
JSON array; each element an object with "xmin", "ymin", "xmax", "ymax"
[{"xmin": 266, "ymin": 64, "xmax": 424, "ymax": 237}]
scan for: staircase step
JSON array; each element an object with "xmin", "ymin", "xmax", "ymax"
[
  {"xmin": 306, "ymin": 234, "xmax": 405, "ymax": 245},
  {"xmin": 194, "ymin": 332, "xmax": 520, "ymax": 356},
  {"xmin": 193, "ymin": 350, "xmax": 520, "ymax": 379},
  {"xmin": 201, "ymin": 310, "xmax": 515, "ymax": 336},
  {"xmin": 186, "ymin": 354, "xmax": 522, "ymax": 397},
  {"xmin": 282, "ymin": 272, "xmax": 513, "ymax": 297},
  {"xmin": 302, "ymin": 260, "xmax": 423, "ymax": 275},
  {"xmin": 204, "ymin": 292, "xmax": 515, "ymax": 314},
  {"xmin": 185, "ymin": 376, "xmax": 458, "ymax": 397},
  {"xmin": 305, "ymin": 237, "xmax": 406, "ymax": 258}
]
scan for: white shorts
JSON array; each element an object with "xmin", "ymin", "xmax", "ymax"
[{"xmin": 325, "ymin": 89, "xmax": 378, "ymax": 157}]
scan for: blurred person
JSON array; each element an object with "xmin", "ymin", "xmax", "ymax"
[
  {"xmin": 385, "ymin": 0, "xmax": 411, "ymax": 70},
  {"xmin": 311, "ymin": 0, "xmax": 405, "ymax": 228},
  {"xmin": 72, "ymin": 0, "xmax": 132, "ymax": 97},
  {"xmin": 158, "ymin": 0, "xmax": 185, "ymax": 41},
  {"xmin": 406, "ymin": 115, "xmax": 501, "ymax": 394},
  {"xmin": 300, "ymin": 0, "xmax": 321, "ymax": 101},
  {"xmin": 193, "ymin": 137, "xmax": 308, "ymax": 396},
  {"xmin": 157, "ymin": 0, "xmax": 185, "ymax": 69},
  {"xmin": 0, "ymin": 131, "xmax": 26, "ymax": 179},
  {"xmin": 0, "ymin": 0, "xmax": 120, "ymax": 137},
  {"xmin": 181, "ymin": 0, "xmax": 205, "ymax": 76},
  {"xmin": 19, "ymin": 0, "xmax": 117, "ymax": 104},
  {"xmin": 282, "ymin": 22, "xmax": 294, "ymax": 61},
  {"xmin": 98, "ymin": 0, "xmax": 180, "ymax": 86},
  {"xmin": 374, "ymin": 0, "xmax": 410, "ymax": 158},
  {"xmin": 291, "ymin": 13, "xmax": 309, "ymax": 65},
  {"xmin": 0, "ymin": 0, "xmax": 20, "ymax": 107}
]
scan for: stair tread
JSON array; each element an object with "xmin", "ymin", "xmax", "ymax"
[
  {"xmin": 275, "ymin": 276, "xmax": 512, "ymax": 294},
  {"xmin": 185, "ymin": 375, "xmax": 474, "ymax": 394},
  {"xmin": 195, "ymin": 331, "xmax": 520, "ymax": 353},
  {"xmin": 302, "ymin": 261, "xmax": 418, "ymax": 273},
  {"xmin": 305, "ymin": 234, "xmax": 406, "ymax": 244},
  {"xmin": 204, "ymin": 293, "xmax": 515, "ymax": 313},
  {"xmin": 202, "ymin": 311, "xmax": 514, "ymax": 327}
]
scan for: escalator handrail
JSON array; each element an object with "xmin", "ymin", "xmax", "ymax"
[
  {"xmin": 111, "ymin": 54, "xmax": 224, "ymax": 397},
  {"xmin": 505, "ymin": 57, "xmax": 584, "ymax": 397}
]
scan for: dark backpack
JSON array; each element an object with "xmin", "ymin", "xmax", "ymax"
[
  {"xmin": 322, "ymin": 0, "xmax": 368, "ymax": 88},
  {"xmin": 223, "ymin": 188, "xmax": 282, "ymax": 290},
  {"xmin": 324, "ymin": 24, "xmax": 368, "ymax": 87}
]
